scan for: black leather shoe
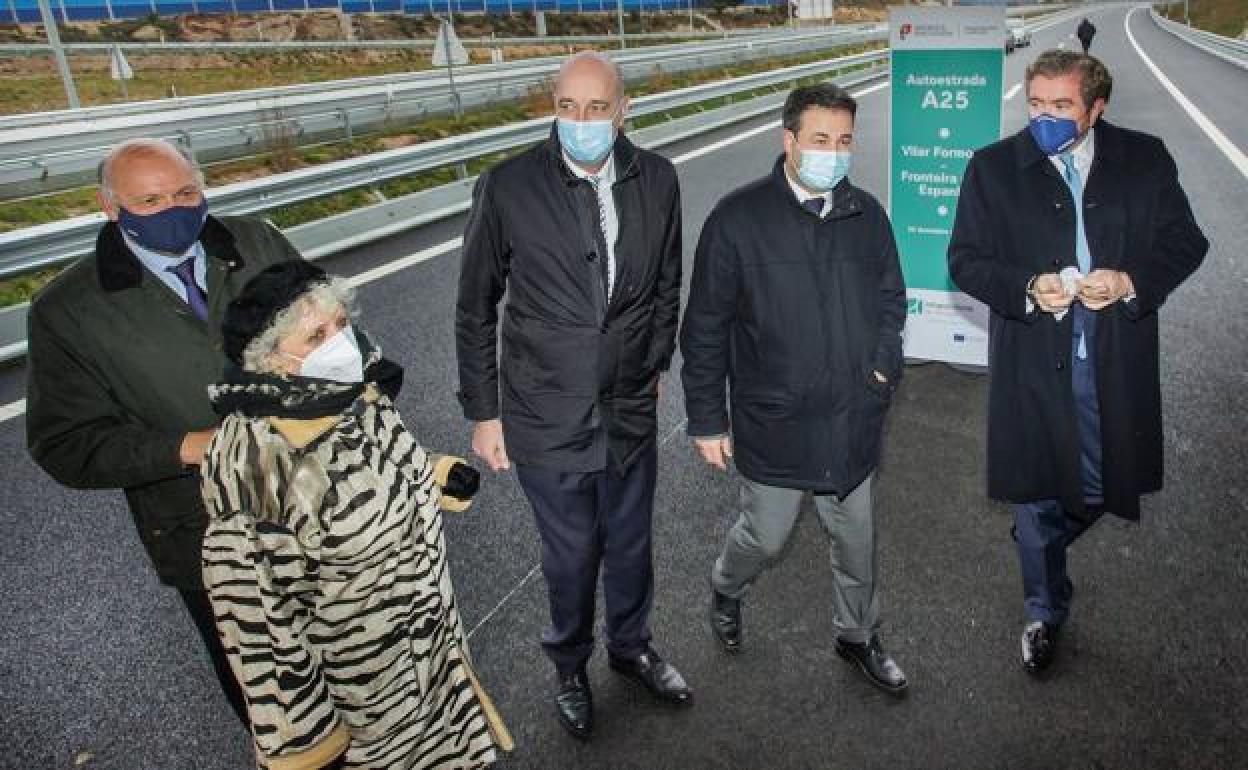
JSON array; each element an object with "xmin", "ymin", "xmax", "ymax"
[
  {"xmin": 1021, "ymin": 621, "xmax": 1059, "ymax": 675},
  {"xmin": 554, "ymin": 669, "xmax": 593, "ymax": 740},
  {"xmin": 608, "ymin": 647, "xmax": 693, "ymax": 706},
  {"xmin": 835, "ymin": 635, "xmax": 908, "ymax": 695},
  {"xmin": 711, "ymin": 590, "xmax": 742, "ymax": 653}
]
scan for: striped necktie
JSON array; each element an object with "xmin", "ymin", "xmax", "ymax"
[{"xmin": 588, "ymin": 176, "xmax": 615, "ymax": 299}]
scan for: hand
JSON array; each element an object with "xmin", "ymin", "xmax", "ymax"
[
  {"xmin": 443, "ymin": 461, "xmax": 481, "ymax": 500},
  {"xmin": 873, "ymin": 370, "xmax": 887, "ymax": 384},
  {"xmin": 179, "ymin": 428, "xmax": 217, "ymax": 468},
  {"xmin": 694, "ymin": 435, "xmax": 733, "ymax": 471},
  {"xmin": 471, "ymin": 419, "xmax": 510, "ymax": 472},
  {"xmin": 1078, "ymin": 269, "xmax": 1134, "ymax": 310},
  {"xmin": 1030, "ymin": 273, "xmax": 1075, "ymax": 314}
]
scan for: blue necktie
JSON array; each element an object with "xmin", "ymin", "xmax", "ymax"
[
  {"xmin": 802, "ymin": 197, "xmax": 824, "ymax": 217},
  {"xmin": 167, "ymin": 257, "xmax": 209, "ymax": 322},
  {"xmin": 1059, "ymin": 153, "xmax": 1090, "ymax": 360}
]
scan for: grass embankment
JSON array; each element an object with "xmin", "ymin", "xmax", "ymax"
[
  {"xmin": 1158, "ymin": 0, "xmax": 1248, "ymax": 38},
  {"xmin": 0, "ymin": 40, "xmax": 882, "ymax": 305},
  {"xmin": 0, "ymin": 50, "xmax": 445, "ymax": 113},
  {"xmin": 0, "ymin": 8, "xmax": 800, "ymax": 113}
]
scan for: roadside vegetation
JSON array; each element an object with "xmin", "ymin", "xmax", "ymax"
[
  {"xmin": 0, "ymin": 6, "xmax": 890, "ymax": 113},
  {"xmin": 1157, "ymin": 0, "xmax": 1248, "ymax": 38}
]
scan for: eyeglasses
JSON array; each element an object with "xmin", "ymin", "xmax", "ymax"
[{"xmin": 115, "ymin": 185, "xmax": 203, "ymax": 211}]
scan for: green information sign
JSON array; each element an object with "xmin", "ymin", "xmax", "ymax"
[{"xmin": 889, "ymin": 6, "xmax": 1004, "ymax": 365}]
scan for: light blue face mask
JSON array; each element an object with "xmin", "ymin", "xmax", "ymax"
[
  {"xmin": 796, "ymin": 149, "xmax": 852, "ymax": 193},
  {"xmin": 557, "ymin": 117, "xmax": 617, "ymax": 165}
]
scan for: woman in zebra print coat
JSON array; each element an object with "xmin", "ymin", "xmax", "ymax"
[{"xmin": 201, "ymin": 261, "xmax": 507, "ymax": 769}]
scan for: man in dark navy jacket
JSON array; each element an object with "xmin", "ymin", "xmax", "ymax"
[
  {"xmin": 456, "ymin": 52, "xmax": 688, "ymax": 739},
  {"xmin": 680, "ymin": 84, "xmax": 909, "ymax": 694},
  {"xmin": 948, "ymin": 51, "xmax": 1206, "ymax": 674}
]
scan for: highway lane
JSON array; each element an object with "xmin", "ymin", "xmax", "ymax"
[
  {"xmin": 2, "ymin": 6, "xmax": 1246, "ymax": 767},
  {"xmin": 1126, "ymin": 9, "xmax": 1248, "ymax": 161}
]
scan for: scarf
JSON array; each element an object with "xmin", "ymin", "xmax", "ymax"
[{"xmin": 209, "ymin": 330, "xmax": 404, "ymax": 420}]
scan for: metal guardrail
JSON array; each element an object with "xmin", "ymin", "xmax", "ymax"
[
  {"xmin": 0, "ymin": 27, "xmax": 808, "ymax": 55},
  {"xmin": 0, "ymin": 26, "xmax": 885, "ymax": 197},
  {"xmin": 0, "ymin": 47, "xmax": 888, "ymax": 282},
  {"xmin": 0, "ymin": 59, "xmax": 889, "ymax": 363},
  {"xmin": 0, "ymin": 26, "xmax": 869, "ymax": 129},
  {"xmin": 1151, "ymin": 10, "xmax": 1248, "ymax": 70}
]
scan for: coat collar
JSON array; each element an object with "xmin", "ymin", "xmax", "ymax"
[
  {"xmin": 95, "ymin": 214, "xmax": 246, "ymax": 293},
  {"xmin": 769, "ymin": 155, "xmax": 862, "ymax": 220},
  {"xmin": 263, "ymin": 386, "xmax": 382, "ymax": 449},
  {"xmin": 544, "ymin": 120, "xmax": 641, "ymax": 187},
  {"xmin": 1012, "ymin": 118, "xmax": 1126, "ymax": 171}
]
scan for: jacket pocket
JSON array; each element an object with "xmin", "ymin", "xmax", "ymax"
[
  {"xmin": 735, "ymin": 386, "xmax": 798, "ymax": 419},
  {"xmin": 851, "ymin": 372, "xmax": 892, "ymax": 471}
]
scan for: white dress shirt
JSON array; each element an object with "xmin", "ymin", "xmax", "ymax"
[
  {"xmin": 1050, "ymin": 126, "xmax": 1095, "ymax": 182},
  {"xmin": 563, "ymin": 151, "xmax": 620, "ymax": 298},
  {"xmin": 125, "ymin": 233, "xmax": 208, "ymax": 304},
  {"xmin": 785, "ymin": 167, "xmax": 830, "ymax": 217}
]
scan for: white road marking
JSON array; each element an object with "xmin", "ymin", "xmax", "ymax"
[
  {"xmin": 466, "ymin": 563, "xmax": 541, "ymax": 640},
  {"xmin": 346, "ymin": 237, "xmax": 463, "ymax": 289},
  {"xmin": 465, "ymin": 415, "xmax": 691, "ymax": 637},
  {"xmin": 1125, "ymin": 7, "xmax": 1248, "ymax": 179},
  {"xmin": 0, "ymin": 80, "xmax": 892, "ymax": 426},
  {"xmin": 1004, "ymin": 82, "xmax": 1023, "ymax": 100},
  {"xmin": 0, "ymin": 398, "xmax": 25, "ymax": 422},
  {"xmin": 669, "ymin": 80, "xmax": 890, "ymax": 165}
]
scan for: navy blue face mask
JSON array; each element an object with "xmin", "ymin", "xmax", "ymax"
[
  {"xmin": 118, "ymin": 198, "xmax": 209, "ymax": 254},
  {"xmin": 1028, "ymin": 114, "xmax": 1080, "ymax": 156}
]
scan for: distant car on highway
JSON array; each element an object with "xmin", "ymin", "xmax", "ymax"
[{"xmin": 1006, "ymin": 20, "xmax": 1031, "ymax": 54}]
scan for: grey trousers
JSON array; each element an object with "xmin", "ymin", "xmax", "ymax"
[{"xmin": 711, "ymin": 474, "xmax": 880, "ymax": 643}]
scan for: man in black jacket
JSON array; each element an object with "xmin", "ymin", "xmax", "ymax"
[
  {"xmin": 26, "ymin": 139, "xmax": 302, "ymax": 726},
  {"xmin": 680, "ymin": 84, "xmax": 908, "ymax": 694},
  {"xmin": 456, "ymin": 51, "xmax": 688, "ymax": 739},
  {"xmin": 948, "ymin": 51, "xmax": 1206, "ymax": 674},
  {"xmin": 1076, "ymin": 18, "xmax": 1096, "ymax": 53}
]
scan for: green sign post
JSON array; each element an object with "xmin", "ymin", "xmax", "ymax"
[{"xmin": 889, "ymin": 6, "xmax": 1004, "ymax": 365}]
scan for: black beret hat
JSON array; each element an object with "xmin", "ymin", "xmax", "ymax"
[{"xmin": 222, "ymin": 259, "xmax": 328, "ymax": 365}]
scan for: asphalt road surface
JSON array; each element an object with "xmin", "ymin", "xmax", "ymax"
[{"xmin": 1, "ymin": 5, "xmax": 1245, "ymax": 768}]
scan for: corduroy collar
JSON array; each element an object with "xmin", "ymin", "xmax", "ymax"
[{"xmin": 95, "ymin": 214, "xmax": 246, "ymax": 293}]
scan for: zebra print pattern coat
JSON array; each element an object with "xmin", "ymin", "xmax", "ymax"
[{"xmin": 201, "ymin": 385, "xmax": 498, "ymax": 769}]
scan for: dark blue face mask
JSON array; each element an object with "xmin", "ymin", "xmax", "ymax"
[
  {"xmin": 1028, "ymin": 114, "xmax": 1080, "ymax": 156},
  {"xmin": 118, "ymin": 198, "xmax": 209, "ymax": 254}
]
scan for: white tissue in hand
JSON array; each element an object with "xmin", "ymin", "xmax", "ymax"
[
  {"xmin": 1059, "ymin": 266, "xmax": 1083, "ymax": 295},
  {"xmin": 1054, "ymin": 266, "xmax": 1083, "ymax": 321}
]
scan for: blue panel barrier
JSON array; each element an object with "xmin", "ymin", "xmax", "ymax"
[{"xmin": 6, "ymin": 0, "xmax": 781, "ymax": 23}]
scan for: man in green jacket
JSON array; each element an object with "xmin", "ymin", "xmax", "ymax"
[{"xmin": 26, "ymin": 138, "xmax": 302, "ymax": 725}]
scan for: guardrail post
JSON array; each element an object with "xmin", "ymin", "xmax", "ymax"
[
  {"xmin": 338, "ymin": 109, "xmax": 353, "ymax": 142},
  {"xmin": 176, "ymin": 131, "xmax": 197, "ymax": 164}
]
